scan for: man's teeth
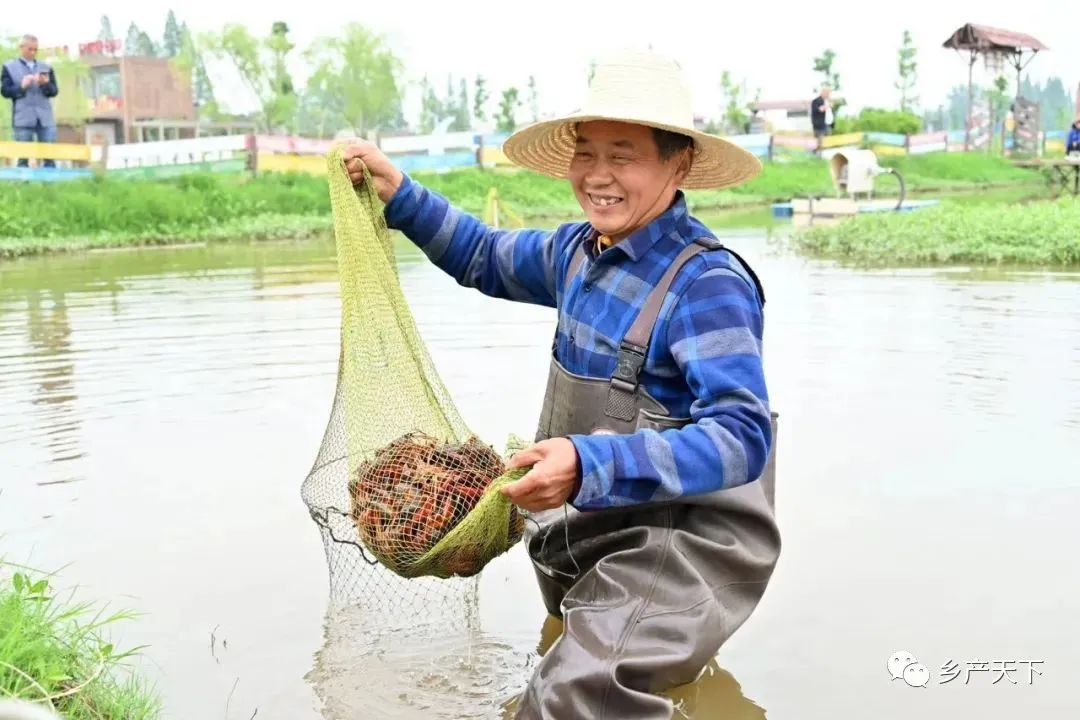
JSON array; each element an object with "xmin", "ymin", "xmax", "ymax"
[{"xmin": 591, "ymin": 195, "xmax": 623, "ymax": 207}]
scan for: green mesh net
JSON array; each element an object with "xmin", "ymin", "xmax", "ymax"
[{"xmin": 301, "ymin": 148, "xmax": 527, "ymax": 592}]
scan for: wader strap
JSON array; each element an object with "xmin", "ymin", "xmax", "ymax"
[{"xmin": 605, "ymin": 238, "xmax": 711, "ymax": 421}]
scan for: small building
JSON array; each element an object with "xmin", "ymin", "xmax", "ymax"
[
  {"xmin": 74, "ymin": 55, "xmax": 196, "ymax": 144},
  {"xmin": 750, "ymin": 100, "xmax": 812, "ymax": 133}
]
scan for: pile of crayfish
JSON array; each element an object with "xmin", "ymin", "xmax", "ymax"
[{"xmin": 349, "ymin": 432, "xmax": 522, "ymax": 564}]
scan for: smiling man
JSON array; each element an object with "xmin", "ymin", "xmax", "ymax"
[{"xmin": 343, "ymin": 50, "xmax": 780, "ymax": 720}]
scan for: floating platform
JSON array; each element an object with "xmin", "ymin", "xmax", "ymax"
[{"xmin": 771, "ymin": 198, "xmax": 940, "ymax": 219}]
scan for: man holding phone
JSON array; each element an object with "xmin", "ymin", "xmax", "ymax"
[{"xmin": 2, "ymin": 34, "xmax": 60, "ymax": 168}]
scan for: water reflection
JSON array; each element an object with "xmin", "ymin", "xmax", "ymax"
[{"xmin": 24, "ymin": 288, "xmax": 82, "ymax": 468}]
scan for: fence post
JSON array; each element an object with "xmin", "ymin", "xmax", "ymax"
[
  {"xmin": 94, "ymin": 142, "xmax": 108, "ymax": 178},
  {"xmin": 767, "ymin": 134, "xmax": 774, "ymax": 162},
  {"xmin": 904, "ymin": 134, "xmax": 911, "ymax": 155},
  {"xmin": 245, "ymin": 134, "xmax": 258, "ymax": 176}
]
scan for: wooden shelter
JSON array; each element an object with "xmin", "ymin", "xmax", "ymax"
[{"xmin": 943, "ymin": 24, "xmax": 1048, "ymax": 151}]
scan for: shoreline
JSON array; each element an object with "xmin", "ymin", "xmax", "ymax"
[{"xmin": 0, "ymin": 182, "xmax": 1048, "ymax": 262}]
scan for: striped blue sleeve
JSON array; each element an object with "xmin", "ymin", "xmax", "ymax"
[
  {"xmin": 383, "ymin": 173, "xmax": 559, "ymax": 307},
  {"xmin": 568, "ymin": 263, "xmax": 771, "ymax": 510}
]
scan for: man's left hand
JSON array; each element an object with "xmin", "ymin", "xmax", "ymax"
[{"xmin": 501, "ymin": 438, "xmax": 579, "ymax": 512}]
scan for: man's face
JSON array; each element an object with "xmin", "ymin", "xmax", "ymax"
[
  {"xmin": 20, "ymin": 40, "xmax": 38, "ymax": 61},
  {"xmin": 821, "ymin": 87, "xmax": 832, "ymax": 99},
  {"xmin": 568, "ymin": 121, "xmax": 690, "ymax": 241}
]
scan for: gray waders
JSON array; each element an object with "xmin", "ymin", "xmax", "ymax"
[{"xmin": 515, "ymin": 238, "xmax": 781, "ymax": 720}]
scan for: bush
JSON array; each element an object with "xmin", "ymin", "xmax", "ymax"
[
  {"xmin": 793, "ymin": 196, "xmax": 1080, "ymax": 265},
  {"xmin": 838, "ymin": 107, "xmax": 923, "ymax": 135}
]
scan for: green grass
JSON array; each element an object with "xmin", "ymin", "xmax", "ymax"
[
  {"xmin": 0, "ymin": 564, "xmax": 160, "ymax": 719},
  {"xmin": 2, "ymin": 214, "xmax": 332, "ymax": 259},
  {"xmin": 0, "ymin": 151, "xmax": 1047, "ymax": 260},
  {"xmin": 792, "ymin": 196, "xmax": 1080, "ymax": 266}
]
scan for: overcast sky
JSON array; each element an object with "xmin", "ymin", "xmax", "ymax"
[{"xmin": 3, "ymin": 0, "xmax": 1077, "ymax": 126}]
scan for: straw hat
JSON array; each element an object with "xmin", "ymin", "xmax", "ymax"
[{"xmin": 502, "ymin": 50, "xmax": 762, "ymax": 190}]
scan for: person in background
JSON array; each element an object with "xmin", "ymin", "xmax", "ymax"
[
  {"xmin": 1, "ymin": 34, "xmax": 60, "ymax": 168},
  {"xmin": 811, "ymin": 84, "xmax": 834, "ymax": 140},
  {"xmin": 1067, "ymin": 114, "xmax": 1080, "ymax": 156}
]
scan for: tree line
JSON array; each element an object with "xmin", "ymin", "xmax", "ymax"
[{"xmin": 95, "ymin": 12, "xmax": 536, "ymax": 138}]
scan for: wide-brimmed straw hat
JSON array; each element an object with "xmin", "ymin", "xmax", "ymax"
[{"xmin": 502, "ymin": 50, "xmax": 762, "ymax": 190}]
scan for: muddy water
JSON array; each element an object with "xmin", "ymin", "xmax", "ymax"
[{"xmin": 1, "ymin": 223, "xmax": 1078, "ymax": 719}]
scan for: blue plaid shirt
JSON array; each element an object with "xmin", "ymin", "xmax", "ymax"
[{"xmin": 384, "ymin": 174, "xmax": 771, "ymax": 511}]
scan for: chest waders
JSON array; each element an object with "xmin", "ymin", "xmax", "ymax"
[{"xmin": 515, "ymin": 238, "xmax": 781, "ymax": 720}]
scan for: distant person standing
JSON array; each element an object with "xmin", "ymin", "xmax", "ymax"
[
  {"xmin": 1067, "ymin": 114, "xmax": 1080, "ymax": 156},
  {"xmin": 1, "ymin": 34, "xmax": 60, "ymax": 168},
  {"xmin": 811, "ymin": 84, "xmax": 834, "ymax": 140}
]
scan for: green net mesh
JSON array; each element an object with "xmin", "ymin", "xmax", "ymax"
[{"xmin": 301, "ymin": 148, "xmax": 527, "ymax": 597}]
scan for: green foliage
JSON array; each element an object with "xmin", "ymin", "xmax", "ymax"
[
  {"xmin": 51, "ymin": 57, "xmax": 91, "ymax": 128},
  {"xmin": 418, "ymin": 76, "xmax": 441, "ymax": 134},
  {"xmin": 303, "ymin": 23, "xmax": 404, "ymax": 135},
  {"xmin": 496, "ymin": 87, "xmax": 521, "ymax": 133},
  {"xmin": 97, "ymin": 16, "xmax": 115, "ymax": 45},
  {"xmin": 877, "ymin": 152, "xmax": 1035, "ymax": 186},
  {"xmin": 719, "ymin": 71, "xmax": 754, "ymax": 134},
  {"xmin": 456, "ymin": 78, "xmax": 471, "ymax": 131},
  {"xmin": 201, "ymin": 22, "xmax": 298, "ymax": 132},
  {"xmin": 0, "ymin": 172, "xmax": 330, "ymax": 244},
  {"xmin": 527, "ymin": 75, "xmax": 539, "ymax": 124},
  {"xmin": 473, "ymin": 75, "xmax": 489, "ymax": 125},
  {"xmin": 161, "ymin": 10, "xmax": 182, "ymax": 58},
  {"xmin": 175, "ymin": 23, "xmax": 217, "ymax": 117},
  {"xmin": 1020, "ymin": 75, "xmax": 1075, "ymax": 131},
  {"xmin": 812, "ymin": 48, "xmax": 844, "ymax": 116},
  {"xmin": 794, "ymin": 197, "xmax": 1080, "ymax": 265},
  {"xmin": 848, "ymin": 107, "xmax": 923, "ymax": 135},
  {"xmin": 0, "ymin": 36, "xmax": 17, "ymax": 138},
  {"xmin": 813, "ymin": 48, "xmax": 840, "ymax": 92},
  {"xmin": 896, "ymin": 30, "xmax": 918, "ymax": 112},
  {"xmin": 0, "ymin": 153, "xmax": 1045, "ymax": 259},
  {"xmin": 0, "ymin": 563, "xmax": 161, "ymax": 719}
]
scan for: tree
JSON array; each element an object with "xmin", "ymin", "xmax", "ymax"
[
  {"xmin": 473, "ymin": 75, "xmax": 489, "ymax": 125},
  {"xmin": 303, "ymin": 23, "xmax": 404, "ymax": 135},
  {"xmin": 496, "ymin": 87, "xmax": 521, "ymax": 133},
  {"xmin": 813, "ymin": 49, "xmax": 840, "ymax": 91},
  {"xmin": 895, "ymin": 30, "xmax": 919, "ymax": 113},
  {"xmin": 135, "ymin": 31, "xmax": 158, "ymax": 57},
  {"xmin": 813, "ymin": 49, "xmax": 844, "ymax": 116},
  {"xmin": 987, "ymin": 75, "xmax": 1010, "ymax": 153},
  {"xmin": 527, "ymin": 75, "xmax": 539, "ymax": 123},
  {"xmin": 719, "ymin": 70, "xmax": 749, "ymax": 134},
  {"xmin": 124, "ymin": 23, "xmax": 142, "ymax": 56},
  {"xmin": 945, "ymin": 84, "xmax": 972, "ymax": 130},
  {"xmin": 921, "ymin": 105, "xmax": 947, "ymax": 132},
  {"xmin": 98, "ymin": 15, "xmax": 115, "ymax": 48},
  {"xmin": 418, "ymin": 76, "xmax": 442, "ymax": 134},
  {"xmin": 175, "ymin": 23, "xmax": 218, "ymax": 117},
  {"xmin": 456, "ymin": 77, "xmax": 470, "ymax": 131},
  {"xmin": 440, "ymin": 75, "xmax": 469, "ymax": 131},
  {"xmin": 202, "ymin": 22, "xmax": 298, "ymax": 132},
  {"xmin": 162, "ymin": 10, "xmax": 183, "ymax": 58}
]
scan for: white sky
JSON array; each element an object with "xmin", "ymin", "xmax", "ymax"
[{"xmin": 4, "ymin": 0, "xmax": 1078, "ymax": 126}]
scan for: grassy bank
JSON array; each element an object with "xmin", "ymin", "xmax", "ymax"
[
  {"xmin": 0, "ymin": 152, "xmax": 1045, "ymax": 259},
  {"xmin": 0, "ymin": 564, "xmax": 160, "ymax": 719},
  {"xmin": 793, "ymin": 196, "xmax": 1080, "ymax": 266}
]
